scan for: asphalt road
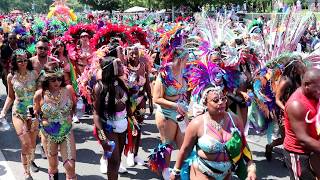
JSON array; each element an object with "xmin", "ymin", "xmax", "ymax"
[{"xmin": 0, "ymin": 80, "xmax": 289, "ymax": 180}]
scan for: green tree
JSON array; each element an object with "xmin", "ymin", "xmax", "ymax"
[{"xmin": 79, "ymin": 0, "xmax": 120, "ymax": 12}]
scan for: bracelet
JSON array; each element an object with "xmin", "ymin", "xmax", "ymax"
[
  {"xmin": 171, "ymin": 167, "xmax": 181, "ymax": 176},
  {"xmin": 97, "ymin": 129, "xmax": 107, "ymax": 141},
  {"xmin": 247, "ymin": 163, "xmax": 256, "ymax": 173}
]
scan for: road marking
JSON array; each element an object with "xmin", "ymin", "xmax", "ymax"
[{"xmin": 0, "ymin": 150, "xmax": 16, "ymax": 180}]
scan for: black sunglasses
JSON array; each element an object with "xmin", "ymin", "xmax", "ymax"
[
  {"xmin": 48, "ymin": 76, "xmax": 63, "ymax": 82},
  {"xmin": 37, "ymin": 46, "xmax": 49, "ymax": 50}
]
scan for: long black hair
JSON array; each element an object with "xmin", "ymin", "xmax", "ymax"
[
  {"xmin": 52, "ymin": 41, "xmax": 68, "ymax": 58},
  {"xmin": 282, "ymin": 56, "xmax": 305, "ymax": 97},
  {"xmin": 11, "ymin": 49, "xmax": 33, "ymax": 75},
  {"xmin": 98, "ymin": 57, "xmax": 128, "ymax": 119}
]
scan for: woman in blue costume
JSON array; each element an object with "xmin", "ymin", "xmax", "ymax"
[
  {"xmin": 0, "ymin": 49, "xmax": 39, "ymax": 180},
  {"xmin": 33, "ymin": 62, "xmax": 77, "ymax": 180},
  {"xmin": 153, "ymin": 46, "xmax": 189, "ymax": 179},
  {"xmin": 170, "ymin": 85, "xmax": 256, "ymax": 180}
]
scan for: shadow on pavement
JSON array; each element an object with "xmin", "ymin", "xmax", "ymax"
[
  {"xmin": 252, "ymin": 150, "xmax": 289, "ymax": 179},
  {"xmin": 76, "ymin": 148, "xmax": 100, "ymax": 165},
  {"xmin": 0, "ymin": 164, "xmax": 7, "ymax": 176},
  {"xmin": 121, "ymin": 167, "xmax": 160, "ymax": 180},
  {"xmin": 140, "ymin": 137, "xmax": 161, "ymax": 153},
  {"xmin": 77, "ymin": 175, "xmax": 105, "ymax": 180}
]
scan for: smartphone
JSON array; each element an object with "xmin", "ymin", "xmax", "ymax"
[{"xmin": 28, "ymin": 106, "xmax": 35, "ymax": 118}]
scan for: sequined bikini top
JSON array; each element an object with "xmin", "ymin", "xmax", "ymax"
[
  {"xmin": 12, "ymin": 71, "xmax": 37, "ymax": 100},
  {"xmin": 41, "ymin": 88, "xmax": 73, "ymax": 123}
]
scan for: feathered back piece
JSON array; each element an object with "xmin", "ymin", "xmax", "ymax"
[
  {"xmin": 262, "ymin": 10, "xmax": 315, "ymax": 67},
  {"xmin": 91, "ymin": 23, "xmax": 135, "ymax": 50},
  {"xmin": 63, "ymin": 23, "xmax": 97, "ymax": 61},
  {"xmin": 159, "ymin": 24, "xmax": 187, "ymax": 64},
  {"xmin": 47, "ymin": 0, "xmax": 77, "ymax": 23},
  {"xmin": 187, "ymin": 60, "xmax": 224, "ymax": 102},
  {"xmin": 64, "ymin": 23, "xmax": 97, "ymax": 44},
  {"xmin": 193, "ymin": 14, "xmax": 239, "ymax": 66},
  {"xmin": 130, "ymin": 26, "xmax": 149, "ymax": 48}
]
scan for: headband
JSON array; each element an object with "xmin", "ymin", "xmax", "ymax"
[
  {"xmin": 199, "ymin": 86, "xmax": 223, "ymax": 106},
  {"xmin": 15, "ymin": 49, "xmax": 27, "ymax": 56}
]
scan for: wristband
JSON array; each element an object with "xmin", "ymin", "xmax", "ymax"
[
  {"xmin": 98, "ymin": 129, "xmax": 107, "ymax": 141},
  {"xmin": 171, "ymin": 167, "xmax": 181, "ymax": 176},
  {"xmin": 247, "ymin": 163, "xmax": 256, "ymax": 173}
]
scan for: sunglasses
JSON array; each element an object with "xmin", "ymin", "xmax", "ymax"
[
  {"xmin": 17, "ymin": 59, "xmax": 28, "ymax": 64},
  {"xmin": 210, "ymin": 96, "xmax": 228, "ymax": 103},
  {"xmin": 48, "ymin": 76, "xmax": 63, "ymax": 82},
  {"xmin": 80, "ymin": 35, "xmax": 89, "ymax": 38},
  {"xmin": 37, "ymin": 46, "xmax": 49, "ymax": 50}
]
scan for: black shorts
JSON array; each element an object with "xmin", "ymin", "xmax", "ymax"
[{"xmin": 283, "ymin": 149, "xmax": 316, "ymax": 180}]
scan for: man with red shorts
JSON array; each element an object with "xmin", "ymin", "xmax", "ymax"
[{"xmin": 284, "ymin": 68, "xmax": 320, "ymax": 180}]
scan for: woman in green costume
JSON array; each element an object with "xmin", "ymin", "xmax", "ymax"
[
  {"xmin": 34, "ymin": 62, "xmax": 77, "ymax": 180},
  {"xmin": 0, "ymin": 49, "xmax": 39, "ymax": 180}
]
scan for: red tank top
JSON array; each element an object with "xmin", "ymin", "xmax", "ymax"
[{"xmin": 284, "ymin": 88, "xmax": 318, "ymax": 154}]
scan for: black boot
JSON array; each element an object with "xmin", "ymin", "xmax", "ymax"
[
  {"xmin": 265, "ymin": 144, "xmax": 273, "ymax": 161},
  {"xmin": 30, "ymin": 161, "xmax": 39, "ymax": 172}
]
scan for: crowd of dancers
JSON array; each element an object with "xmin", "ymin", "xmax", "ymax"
[{"xmin": 1, "ymin": 1, "xmax": 320, "ymax": 180}]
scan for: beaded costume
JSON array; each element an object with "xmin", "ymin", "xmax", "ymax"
[
  {"xmin": 12, "ymin": 70, "xmax": 38, "ymax": 121},
  {"xmin": 41, "ymin": 88, "xmax": 73, "ymax": 144}
]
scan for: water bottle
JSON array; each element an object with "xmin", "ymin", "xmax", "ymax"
[
  {"xmin": 0, "ymin": 117, "xmax": 10, "ymax": 131},
  {"xmin": 128, "ymin": 72, "xmax": 137, "ymax": 87},
  {"xmin": 103, "ymin": 140, "xmax": 116, "ymax": 159},
  {"xmin": 176, "ymin": 114, "xmax": 187, "ymax": 133},
  {"xmin": 76, "ymin": 97, "xmax": 85, "ymax": 118}
]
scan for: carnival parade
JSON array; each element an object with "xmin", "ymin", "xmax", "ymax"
[{"xmin": 0, "ymin": 0, "xmax": 320, "ymax": 179}]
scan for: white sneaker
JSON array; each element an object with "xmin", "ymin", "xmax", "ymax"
[
  {"xmin": 134, "ymin": 156, "xmax": 145, "ymax": 166},
  {"xmin": 126, "ymin": 152, "xmax": 135, "ymax": 167},
  {"xmin": 118, "ymin": 163, "xmax": 127, "ymax": 174},
  {"xmin": 72, "ymin": 115, "xmax": 80, "ymax": 123},
  {"xmin": 162, "ymin": 168, "xmax": 170, "ymax": 180},
  {"xmin": 100, "ymin": 157, "xmax": 107, "ymax": 174}
]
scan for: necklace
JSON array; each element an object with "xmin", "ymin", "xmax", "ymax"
[
  {"xmin": 128, "ymin": 63, "xmax": 140, "ymax": 71},
  {"xmin": 16, "ymin": 72, "xmax": 28, "ymax": 82},
  {"xmin": 45, "ymin": 89, "xmax": 62, "ymax": 106},
  {"xmin": 206, "ymin": 113, "xmax": 225, "ymax": 131}
]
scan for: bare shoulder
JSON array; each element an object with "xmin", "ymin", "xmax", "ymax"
[
  {"xmin": 66, "ymin": 85, "xmax": 74, "ymax": 93},
  {"xmin": 34, "ymin": 89, "xmax": 43, "ymax": 99},
  {"xmin": 286, "ymin": 100, "xmax": 307, "ymax": 116},
  {"xmin": 7, "ymin": 73, "xmax": 13, "ymax": 80},
  {"xmin": 190, "ymin": 114, "xmax": 205, "ymax": 129}
]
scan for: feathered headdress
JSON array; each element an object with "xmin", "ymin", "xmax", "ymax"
[{"xmin": 159, "ymin": 24, "xmax": 188, "ymax": 64}]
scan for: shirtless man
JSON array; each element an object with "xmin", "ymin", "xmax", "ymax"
[
  {"xmin": 31, "ymin": 36, "xmax": 59, "ymax": 73},
  {"xmin": 283, "ymin": 68, "xmax": 320, "ymax": 180}
]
